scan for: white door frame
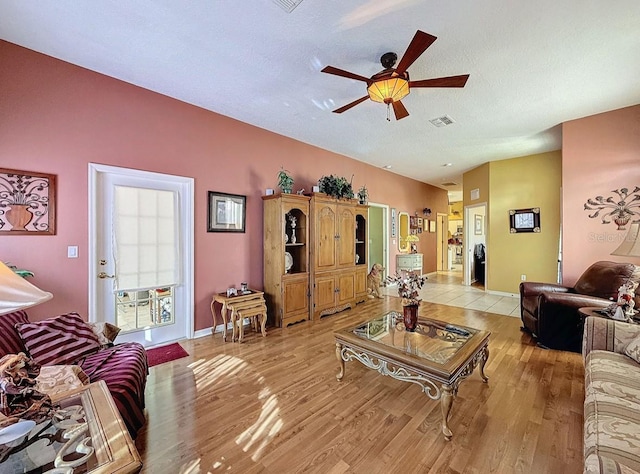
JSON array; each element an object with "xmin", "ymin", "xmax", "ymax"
[
  {"xmin": 436, "ymin": 213, "xmax": 448, "ymax": 271},
  {"xmin": 367, "ymin": 202, "xmax": 389, "ymax": 275},
  {"xmin": 88, "ymin": 163, "xmax": 195, "ymax": 341},
  {"xmin": 463, "ymin": 202, "xmax": 487, "ymax": 287}
]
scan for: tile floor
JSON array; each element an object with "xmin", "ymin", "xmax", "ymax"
[{"xmin": 382, "ymin": 266, "xmax": 521, "ymax": 318}]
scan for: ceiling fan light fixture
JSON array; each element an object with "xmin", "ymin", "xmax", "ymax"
[{"xmin": 367, "ymin": 76, "xmax": 409, "ymax": 104}]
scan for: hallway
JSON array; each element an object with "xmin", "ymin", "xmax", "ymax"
[{"xmin": 382, "ymin": 269, "xmax": 521, "ymax": 318}]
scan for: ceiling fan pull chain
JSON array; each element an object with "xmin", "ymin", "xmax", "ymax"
[{"xmin": 387, "ymin": 103, "xmax": 391, "ymax": 121}]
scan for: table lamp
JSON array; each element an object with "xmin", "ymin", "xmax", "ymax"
[
  {"xmin": 0, "ymin": 261, "xmax": 52, "ymax": 315},
  {"xmin": 611, "ymin": 223, "xmax": 640, "ymax": 258}
]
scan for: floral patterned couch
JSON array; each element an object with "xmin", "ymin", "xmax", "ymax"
[{"xmin": 582, "ymin": 316, "xmax": 640, "ymax": 474}]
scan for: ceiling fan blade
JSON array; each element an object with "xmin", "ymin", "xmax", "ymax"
[
  {"xmin": 409, "ymin": 74, "xmax": 470, "ymax": 88},
  {"xmin": 322, "ymin": 66, "xmax": 371, "ymax": 83},
  {"xmin": 395, "ymin": 30, "xmax": 437, "ymax": 75},
  {"xmin": 392, "ymin": 100, "xmax": 410, "ymax": 120},
  {"xmin": 333, "ymin": 96, "xmax": 369, "ymax": 114}
]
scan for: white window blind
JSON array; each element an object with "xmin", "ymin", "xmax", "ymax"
[{"xmin": 112, "ymin": 186, "xmax": 180, "ymax": 291}]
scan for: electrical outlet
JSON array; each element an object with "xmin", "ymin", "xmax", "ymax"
[{"xmin": 520, "ymin": 274, "xmax": 526, "ymax": 281}]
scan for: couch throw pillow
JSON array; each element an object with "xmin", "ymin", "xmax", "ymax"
[
  {"xmin": 624, "ymin": 335, "xmax": 640, "ymax": 364},
  {"xmin": 16, "ymin": 312, "xmax": 101, "ymax": 366},
  {"xmin": 88, "ymin": 321, "xmax": 121, "ymax": 346},
  {"xmin": 0, "ymin": 310, "xmax": 29, "ymax": 358}
]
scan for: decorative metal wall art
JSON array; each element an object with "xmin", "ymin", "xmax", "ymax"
[
  {"xmin": 583, "ymin": 186, "xmax": 640, "ymax": 230},
  {"xmin": 0, "ymin": 168, "xmax": 56, "ymax": 235}
]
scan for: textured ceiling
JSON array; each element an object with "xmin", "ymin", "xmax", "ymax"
[{"xmin": 1, "ymin": 1, "xmax": 639, "ymax": 200}]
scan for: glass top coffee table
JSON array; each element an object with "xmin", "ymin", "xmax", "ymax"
[{"xmin": 334, "ymin": 311, "xmax": 490, "ymax": 440}]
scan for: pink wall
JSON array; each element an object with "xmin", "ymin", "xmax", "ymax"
[
  {"xmin": 0, "ymin": 41, "xmax": 447, "ymax": 330},
  {"xmin": 562, "ymin": 105, "xmax": 640, "ymax": 285}
]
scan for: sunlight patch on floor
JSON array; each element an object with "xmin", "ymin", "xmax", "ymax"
[{"xmin": 236, "ymin": 386, "xmax": 283, "ymax": 461}]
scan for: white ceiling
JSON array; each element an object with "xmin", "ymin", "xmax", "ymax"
[{"xmin": 1, "ymin": 1, "xmax": 639, "ymax": 201}]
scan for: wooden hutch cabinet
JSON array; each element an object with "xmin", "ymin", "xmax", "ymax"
[
  {"xmin": 263, "ymin": 193, "xmax": 310, "ymax": 327},
  {"xmin": 310, "ymin": 193, "xmax": 368, "ymax": 320}
]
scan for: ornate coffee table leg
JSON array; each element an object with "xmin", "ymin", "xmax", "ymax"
[
  {"xmin": 440, "ymin": 384, "xmax": 454, "ymax": 440},
  {"xmin": 336, "ymin": 343, "xmax": 345, "ymax": 381},
  {"xmin": 479, "ymin": 346, "xmax": 489, "ymax": 382}
]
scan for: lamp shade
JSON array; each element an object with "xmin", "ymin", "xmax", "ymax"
[
  {"xmin": 367, "ymin": 77, "xmax": 410, "ymax": 104},
  {"xmin": 611, "ymin": 223, "xmax": 640, "ymax": 257},
  {"xmin": 367, "ymin": 69, "xmax": 410, "ymax": 104},
  {"xmin": 0, "ymin": 261, "xmax": 52, "ymax": 315}
]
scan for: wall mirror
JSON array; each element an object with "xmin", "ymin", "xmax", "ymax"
[{"xmin": 398, "ymin": 212, "xmax": 410, "ymax": 252}]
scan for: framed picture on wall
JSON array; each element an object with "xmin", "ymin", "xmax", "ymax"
[
  {"xmin": 207, "ymin": 191, "xmax": 246, "ymax": 232},
  {"xmin": 509, "ymin": 208, "xmax": 540, "ymax": 233},
  {"xmin": 474, "ymin": 214, "xmax": 483, "ymax": 235},
  {"xmin": 391, "ymin": 208, "xmax": 396, "ymax": 237},
  {"xmin": 0, "ymin": 168, "xmax": 56, "ymax": 235}
]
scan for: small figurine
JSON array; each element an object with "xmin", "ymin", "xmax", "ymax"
[
  {"xmin": 619, "ymin": 280, "xmax": 638, "ymax": 317},
  {"xmin": 605, "ymin": 280, "xmax": 638, "ymax": 322}
]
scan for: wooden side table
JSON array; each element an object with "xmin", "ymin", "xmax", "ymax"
[
  {"xmin": 233, "ymin": 299, "xmax": 268, "ymax": 343},
  {"xmin": 210, "ymin": 290, "xmax": 266, "ymax": 342},
  {"xmin": 579, "ymin": 306, "xmax": 639, "ymax": 323}
]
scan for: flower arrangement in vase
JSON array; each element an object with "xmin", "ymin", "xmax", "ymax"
[
  {"xmin": 385, "ymin": 271, "xmax": 427, "ymax": 331},
  {"xmin": 357, "ymin": 185, "xmax": 368, "ymax": 204}
]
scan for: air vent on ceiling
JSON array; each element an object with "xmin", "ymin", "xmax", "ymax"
[
  {"xmin": 272, "ymin": 0, "xmax": 304, "ymax": 12},
  {"xmin": 429, "ymin": 115, "xmax": 455, "ymax": 127},
  {"xmin": 441, "ymin": 181, "xmax": 458, "ymax": 187}
]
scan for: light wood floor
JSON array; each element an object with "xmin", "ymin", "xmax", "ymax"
[{"xmin": 135, "ymin": 298, "xmax": 584, "ymax": 474}]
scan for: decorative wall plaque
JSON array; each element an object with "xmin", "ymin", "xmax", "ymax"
[{"xmin": 0, "ymin": 168, "xmax": 56, "ymax": 235}]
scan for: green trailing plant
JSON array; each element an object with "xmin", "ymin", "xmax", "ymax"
[
  {"xmin": 318, "ymin": 174, "xmax": 354, "ymax": 200},
  {"xmin": 4, "ymin": 262, "xmax": 34, "ymax": 278},
  {"xmin": 277, "ymin": 168, "xmax": 294, "ymax": 194}
]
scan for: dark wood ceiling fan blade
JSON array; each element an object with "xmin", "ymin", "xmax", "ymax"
[
  {"xmin": 409, "ymin": 74, "xmax": 470, "ymax": 88},
  {"xmin": 321, "ymin": 66, "xmax": 371, "ymax": 83},
  {"xmin": 395, "ymin": 30, "xmax": 437, "ymax": 75},
  {"xmin": 333, "ymin": 96, "xmax": 369, "ymax": 113},
  {"xmin": 392, "ymin": 100, "xmax": 410, "ymax": 120}
]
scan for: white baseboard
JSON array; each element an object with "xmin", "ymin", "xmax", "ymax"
[
  {"xmin": 193, "ymin": 327, "xmax": 213, "ymax": 339},
  {"xmin": 486, "ymin": 289, "xmax": 519, "ymax": 298},
  {"xmin": 192, "ymin": 321, "xmax": 247, "ymax": 339}
]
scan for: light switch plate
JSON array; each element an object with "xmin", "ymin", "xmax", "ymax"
[{"xmin": 67, "ymin": 246, "xmax": 78, "ymax": 258}]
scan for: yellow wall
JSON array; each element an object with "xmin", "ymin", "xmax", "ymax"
[
  {"xmin": 486, "ymin": 151, "xmax": 562, "ymax": 293},
  {"xmin": 448, "ymin": 201, "xmax": 463, "ymax": 221}
]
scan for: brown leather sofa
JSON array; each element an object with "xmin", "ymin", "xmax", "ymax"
[{"xmin": 519, "ymin": 261, "xmax": 639, "ymax": 352}]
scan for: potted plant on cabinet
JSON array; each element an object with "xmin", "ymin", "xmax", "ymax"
[
  {"xmin": 277, "ymin": 168, "xmax": 294, "ymax": 194},
  {"xmin": 318, "ymin": 175, "xmax": 354, "ymax": 200},
  {"xmin": 357, "ymin": 185, "xmax": 368, "ymax": 204}
]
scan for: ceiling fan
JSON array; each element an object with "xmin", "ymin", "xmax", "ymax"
[{"xmin": 321, "ymin": 30, "xmax": 469, "ymax": 121}]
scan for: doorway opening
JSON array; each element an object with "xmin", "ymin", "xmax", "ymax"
[
  {"xmin": 367, "ymin": 203, "xmax": 389, "ymax": 279},
  {"xmin": 464, "ymin": 203, "xmax": 487, "ymax": 289}
]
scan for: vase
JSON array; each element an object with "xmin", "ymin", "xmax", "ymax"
[
  {"xmin": 403, "ymin": 304, "xmax": 419, "ymax": 332},
  {"xmin": 614, "ymin": 214, "xmax": 630, "ymax": 230},
  {"xmin": 5, "ymin": 204, "xmax": 33, "ymax": 231}
]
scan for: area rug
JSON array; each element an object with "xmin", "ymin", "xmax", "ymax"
[{"xmin": 146, "ymin": 342, "xmax": 189, "ymax": 367}]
